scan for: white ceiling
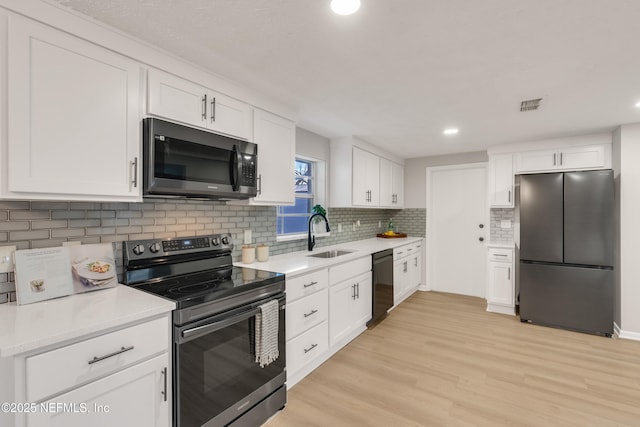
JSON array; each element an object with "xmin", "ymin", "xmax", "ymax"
[{"xmin": 51, "ymin": 0, "xmax": 640, "ymax": 159}]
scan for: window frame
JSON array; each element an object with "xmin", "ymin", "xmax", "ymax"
[{"xmin": 276, "ymin": 155, "xmax": 328, "ymax": 242}]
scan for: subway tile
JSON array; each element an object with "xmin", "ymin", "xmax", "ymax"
[
  {"xmin": 101, "ymin": 219, "xmax": 130, "ymax": 227},
  {"xmin": 116, "ymin": 226, "xmax": 142, "ymax": 234},
  {"xmin": 0, "ymin": 201, "xmax": 30, "ymax": 210},
  {"xmin": 69, "ymin": 202, "xmax": 100, "ymax": 210},
  {"xmin": 0, "ymin": 221, "xmax": 29, "ymax": 231},
  {"xmin": 176, "ymin": 217, "xmax": 196, "ymax": 225},
  {"xmin": 117, "ymin": 210, "xmax": 142, "ymax": 219},
  {"xmin": 86, "ymin": 227, "xmax": 116, "ymax": 236},
  {"xmin": 9, "ymin": 210, "xmax": 50, "ymax": 220},
  {"xmin": 154, "ymin": 218, "xmax": 177, "ymax": 225},
  {"xmin": 78, "ymin": 236, "xmax": 101, "ymax": 245},
  {"xmin": 51, "ymin": 229, "xmax": 86, "ymax": 238},
  {"xmin": 166, "ymin": 225, "xmax": 187, "ymax": 232},
  {"xmin": 31, "ymin": 220, "xmax": 68, "ymax": 229},
  {"xmin": 142, "ymin": 210, "xmax": 166, "ymax": 218},
  {"xmin": 31, "ymin": 201, "xmax": 69, "ymax": 210},
  {"xmin": 9, "ymin": 230, "xmax": 49, "ymax": 241},
  {"xmin": 142, "ymin": 225, "xmax": 166, "ymax": 233},
  {"xmin": 129, "ymin": 218, "xmax": 154, "ymax": 226},
  {"xmin": 101, "ymin": 203, "xmax": 130, "ymax": 211},
  {"xmin": 31, "ymin": 239, "xmax": 67, "ymax": 248},
  {"xmin": 52, "ymin": 210, "xmax": 88, "ymax": 219},
  {"xmin": 0, "ymin": 212, "xmax": 7, "ymax": 221}
]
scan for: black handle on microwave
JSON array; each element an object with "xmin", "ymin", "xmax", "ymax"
[{"xmin": 232, "ymin": 144, "xmax": 241, "ymax": 191}]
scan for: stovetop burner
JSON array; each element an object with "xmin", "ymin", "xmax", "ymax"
[{"xmin": 168, "ymin": 282, "xmax": 219, "ymax": 295}]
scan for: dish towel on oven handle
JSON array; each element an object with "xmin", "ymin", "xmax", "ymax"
[{"xmin": 255, "ymin": 299, "xmax": 280, "ymax": 368}]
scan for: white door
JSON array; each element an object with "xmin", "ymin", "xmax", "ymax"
[{"xmin": 427, "ymin": 164, "xmax": 487, "ymax": 297}]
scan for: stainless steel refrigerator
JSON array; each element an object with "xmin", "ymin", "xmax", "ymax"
[{"xmin": 518, "ymin": 170, "xmax": 614, "ymax": 336}]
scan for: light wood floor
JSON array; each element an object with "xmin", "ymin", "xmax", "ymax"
[{"xmin": 266, "ymin": 291, "xmax": 640, "ymax": 427}]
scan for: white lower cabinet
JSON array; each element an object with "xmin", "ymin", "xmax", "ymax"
[
  {"xmin": 329, "ymin": 260, "xmax": 372, "ymax": 347},
  {"xmin": 393, "ymin": 240, "xmax": 423, "ymax": 306},
  {"xmin": 286, "ymin": 256, "xmax": 372, "ymax": 388},
  {"xmin": 486, "ymin": 246, "xmax": 515, "ymax": 315},
  {"xmin": 285, "ymin": 269, "xmax": 329, "ymax": 388},
  {"xmin": 0, "ymin": 315, "xmax": 171, "ymax": 427},
  {"xmin": 28, "ymin": 354, "xmax": 169, "ymax": 427}
]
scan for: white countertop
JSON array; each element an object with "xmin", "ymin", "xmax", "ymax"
[
  {"xmin": 0, "ymin": 285, "xmax": 175, "ymax": 357},
  {"xmin": 235, "ymin": 236, "xmax": 423, "ymax": 277}
]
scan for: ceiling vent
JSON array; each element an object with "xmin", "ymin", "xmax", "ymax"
[{"xmin": 520, "ymin": 98, "xmax": 543, "ymax": 112}]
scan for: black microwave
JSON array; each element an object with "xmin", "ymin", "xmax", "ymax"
[{"xmin": 142, "ymin": 118, "xmax": 257, "ymax": 200}]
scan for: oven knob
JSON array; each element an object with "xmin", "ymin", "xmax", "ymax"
[
  {"xmin": 221, "ymin": 236, "xmax": 230, "ymax": 245},
  {"xmin": 132, "ymin": 244, "xmax": 145, "ymax": 256},
  {"xmin": 149, "ymin": 243, "xmax": 162, "ymax": 253},
  {"xmin": 211, "ymin": 237, "xmax": 220, "ymax": 246}
]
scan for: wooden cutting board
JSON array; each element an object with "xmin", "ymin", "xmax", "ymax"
[{"xmin": 376, "ymin": 232, "xmax": 407, "ymax": 238}]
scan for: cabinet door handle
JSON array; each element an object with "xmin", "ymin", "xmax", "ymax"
[
  {"xmin": 403, "ymin": 261, "xmax": 407, "ymax": 273},
  {"xmin": 303, "ymin": 309, "xmax": 318, "ymax": 318},
  {"xmin": 414, "ymin": 257, "xmax": 418, "ymax": 267},
  {"xmin": 508, "ymin": 190, "xmax": 511, "ymax": 202},
  {"xmin": 88, "ymin": 345, "xmax": 134, "ymax": 365},
  {"xmin": 130, "ymin": 157, "xmax": 138, "ymax": 188},
  {"xmin": 508, "ymin": 267, "xmax": 511, "ymax": 280},
  {"xmin": 304, "ymin": 343, "xmax": 318, "ymax": 354},
  {"xmin": 356, "ymin": 282, "xmax": 360, "ymax": 299},
  {"xmin": 559, "ymin": 152, "xmax": 563, "ymax": 165},
  {"xmin": 211, "ymin": 97, "xmax": 216, "ymax": 122},
  {"xmin": 257, "ymin": 174, "xmax": 262, "ymax": 195},
  {"xmin": 553, "ymin": 153, "xmax": 557, "ymax": 166},
  {"xmin": 352, "ymin": 284, "xmax": 356, "ymax": 300},
  {"xmin": 202, "ymin": 94, "xmax": 207, "ymax": 120},
  {"xmin": 161, "ymin": 367, "xmax": 168, "ymax": 402},
  {"xmin": 303, "ymin": 281, "xmax": 318, "ymax": 288}
]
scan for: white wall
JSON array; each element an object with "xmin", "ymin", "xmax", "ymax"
[
  {"xmin": 296, "ymin": 127, "xmax": 329, "ymax": 161},
  {"xmin": 404, "ymin": 151, "xmax": 488, "ymax": 208},
  {"xmin": 617, "ymin": 123, "xmax": 640, "ymax": 339}
]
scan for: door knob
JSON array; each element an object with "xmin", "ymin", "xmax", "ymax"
[
  {"xmin": 479, "ymin": 237, "xmax": 484, "ymax": 242},
  {"xmin": 479, "ymin": 224, "xmax": 484, "ymax": 229}
]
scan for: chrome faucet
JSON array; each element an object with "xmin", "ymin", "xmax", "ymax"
[{"xmin": 308, "ymin": 213, "xmax": 330, "ymax": 251}]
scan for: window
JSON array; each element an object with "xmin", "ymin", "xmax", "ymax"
[{"xmin": 276, "ymin": 157, "xmax": 326, "ymax": 239}]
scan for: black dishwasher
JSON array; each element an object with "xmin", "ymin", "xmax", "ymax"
[{"xmin": 369, "ymin": 249, "xmax": 394, "ymax": 326}]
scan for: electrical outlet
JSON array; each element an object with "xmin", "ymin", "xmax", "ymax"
[
  {"xmin": 352, "ymin": 223, "xmax": 356, "ymax": 231},
  {"xmin": 500, "ymin": 220, "xmax": 512, "ymax": 229},
  {"xmin": 378, "ymin": 221, "xmax": 381, "ymax": 228},
  {"xmin": 338, "ymin": 223, "xmax": 342, "ymax": 232},
  {"xmin": 0, "ymin": 245, "xmax": 16, "ymax": 273},
  {"xmin": 244, "ymin": 229, "xmax": 252, "ymax": 245},
  {"xmin": 356, "ymin": 220, "xmax": 361, "ymax": 227}
]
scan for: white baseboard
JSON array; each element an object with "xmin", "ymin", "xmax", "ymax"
[
  {"xmin": 486, "ymin": 303, "xmax": 515, "ymax": 316},
  {"xmin": 615, "ymin": 322, "xmax": 640, "ymax": 341}
]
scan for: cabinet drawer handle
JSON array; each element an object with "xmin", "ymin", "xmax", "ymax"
[
  {"xmin": 304, "ymin": 343, "xmax": 318, "ymax": 354},
  {"xmin": 161, "ymin": 367, "xmax": 167, "ymax": 402},
  {"xmin": 414, "ymin": 257, "xmax": 418, "ymax": 267},
  {"xmin": 508, "ymin": 267, "xmax": 511, "ymax": 280},
  {"xmin": 88, "ymin": 345, "xmax": 134, "ymax": 365},
  {"xmin": 202, "ymin": 94, "xmax": 207, "ymax": 120},
  {"xmin": 508, "ymin": 190, "xmax": 511, "ymax": 202},
  {"xmin": 211, "ymin": 97, "xmax": 216, "ymax": 122},
  {"xmin": 303, "ymin": 309, "xmax": 318, "ymax": 318},
  {"xmin": 303, "ymin": 281, "xmax": 318, "ymax": 288}
]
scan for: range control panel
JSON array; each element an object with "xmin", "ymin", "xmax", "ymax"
[{"xmin": 124, "ymin": 233, "xmax": 233, "ymax": 261}]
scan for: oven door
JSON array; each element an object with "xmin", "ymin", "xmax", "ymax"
[{"xmin": 174, "ymin": 294, "xmax": 286, "ymax": 427}]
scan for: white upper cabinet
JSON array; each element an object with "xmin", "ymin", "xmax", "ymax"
[
  {"xmin": 380, "ymin": 158, "xmax": 404, "ymax": 208},
  {"xmin": 147, "ymin": 69, "xmax": 253, "ymax": 141},
  {"xmin": 5, "ymin": 15, "xmax": 142, "ymax": 201},
  {"xmin": 353, "ymin": 147, "xmax": 380, "ymax": 206},
  {"xmin": 515, "ymin": 144, "xmax": 608, "ymax": 173},
  {"xmin": 488, "ymin": 153, "xmax": 514, "ymax": 208},
  {"xmin": 330, "ymin": 137, "xmax": 404, "ymax": 209},
  {"xmin": 233, "ymin": 109, "xmax": 295, "ymax": 206}
]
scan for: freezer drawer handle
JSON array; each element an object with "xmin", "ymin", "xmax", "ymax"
[
  {"xmin": 303, "ymin": 309, "xmax": 318, "ymax": 318},
  {"xmin": 303, "ymin": 281, "xmax": 318, "ymax": 288},
  {"xmin": 88, "ymin": 346, "xmax": 134, "ymax": 365},
  {"xmin": 304, "ymin": 343, "xmax": 318, "ymax": 354}
]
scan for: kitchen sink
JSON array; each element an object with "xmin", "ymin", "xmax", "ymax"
[{"xmin": 307, "ymin": 249, "xmax": 354, "ymax": 259}]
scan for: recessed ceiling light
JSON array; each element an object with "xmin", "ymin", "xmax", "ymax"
[
  {"xmin": 443, "ymin": 128, "xmax": 459, "ymax": 135},
  {"xmin": 635, "ymin": 101, "xmax": 640, "ymax": 108},
  {"xmin": 330, "ymin": 0, "xmax": 361, "ymax": 15}
]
